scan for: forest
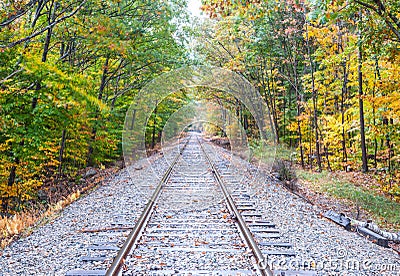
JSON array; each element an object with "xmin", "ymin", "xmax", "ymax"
[{"xmin": 0, "ymin": 0, "xmax": 399, "ymax": 221}]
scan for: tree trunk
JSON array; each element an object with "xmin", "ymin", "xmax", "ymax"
[
  {"xmin": 305, "ymin": 21, "xmax": 322, "ymax": 172},
  {"xmin": 267, "ymin": 70, "xmax": 280, "ymax": 144},
  {"xmin": 358, "ymin": 10, "xmax": 368, "ymax": 173},
  {"xmin": 243, "ymin": 114, "xmax": 248, "ymax": 130},
  {"xmin": 158, "ymin": 130, "xmax": 162, "ymax": 143},
  {"xmin": 341, "ymin": 60, "xmax": 348, "ymax": 170},
  {"xmin": 293, "ymin": 57, "xmax": 305, "ymax": 168},
  {"xmin": 129, "ymin": 109, "xmax": 137, "ymax": 130},
  {"xmin": 324, "ymin": 145, "xmax": 332, "ymax": 171},
  {"xmin": 372, "ymin": 56, "xmax": 380, "ymax": 168},
  {"xmin": 151, "ymin": 101, "xmax": 158, "ymax": 149},
  {"xmin": 383, "ymin": 117, "xmax": 391, "ymax": 173},
  {"xmin": 33, "ymin": 1, "xmax": 58, "ymax": 110},
  {"xmin": 309, "ymin": 116, "xmax": 313, "ymax": 170}
]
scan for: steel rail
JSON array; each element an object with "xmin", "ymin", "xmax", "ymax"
[
  {"xmin": 105, "ymin": 138, "xmax": 189, "ymax": 276},
  {"xmin": 198, "ymin": 137, "xmax": 274, "ymax": 276}
]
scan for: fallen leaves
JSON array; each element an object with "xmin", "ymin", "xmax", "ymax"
[{"xmin": 194, "ymin": 239, "xmax": 209, "ymax": 246}]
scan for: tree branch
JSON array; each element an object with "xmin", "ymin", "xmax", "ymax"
[
  {"xmin": 3, "ymin": 0, "xmax": 87, "ymax": 48},
  {"xmin": 0, "ymin": 68, "xmax": 25, "ymax": 84},
  {"xmin": 0, "ymin": 0, "xmax": 39, "ymax": 28},
  {"xmin": 354, "ymin": 0, "xmax": 378, "ymax": 13},
  {"xmin": 373, "ymin": 0, "xmax": 400, "ymax": 30},
  {"xmin": 353, "ymin": 0, "xmax": 400, "ymax": 41}
]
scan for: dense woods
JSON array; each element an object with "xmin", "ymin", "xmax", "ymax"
[
  {"xmin": 0, "ymin": 0, "xmax": 399, "ymax": 216},
  {"xmin": 0, "ymin": 0, "xmax": 189, "ymax": 213},
  {"xmin": 197, "ymin": 0, "xmax": 400, "ymax": 200}
]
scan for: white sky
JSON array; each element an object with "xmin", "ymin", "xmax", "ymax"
[{"xmin": 187, "ymin": 0, "xmax": 206, "ymax": 18}]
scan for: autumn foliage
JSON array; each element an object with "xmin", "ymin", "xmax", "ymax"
[
  {"xmin": 0, "ymin": 0, "xmax": 188, "ymax": 214},
  {"xmin": 0, "ymin": 0, "xmax": 399, "ymax": 217},
  {"xmin": 198, "ymin": 0, "xmax": 400, "ymax": 200}
]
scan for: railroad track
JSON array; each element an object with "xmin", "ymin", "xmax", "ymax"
[{"xmin": 67, "ymin": 134, "xmax": 315, "ymax": 276}]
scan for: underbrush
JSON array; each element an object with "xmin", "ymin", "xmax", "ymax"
[
  {"xmin": 0, "ymin": 190, "xmax": 80, "ymax": 249},
  {"xmin": 0, "ymin": 165, "xmax": 119, "ymax": 249},
  {"xmin": 248, "ymin": 140, "xmax": 400, "ymax": 230}
]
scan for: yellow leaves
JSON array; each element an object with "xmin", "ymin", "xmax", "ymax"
[
  {"xmin": 363, "ymin": 57, "xmax": 400, "ymax": 121},
  {"xmin": 0, "ymin": 139, "xmax": 14, "ymax": 152},
  {"xmin": 0, "ymin": 160, "xmax": 43, "ymax": 208},
  {"xmin": 0, "ymin": 144, "xmax": 9, "ymax": 152},
  {"xmin": 225, "ymin": 52, "xmax": 246, "ymax": 72},
  {"xmin": 304, "ymin": 26, "xmax": 318, "ymax": 39}
]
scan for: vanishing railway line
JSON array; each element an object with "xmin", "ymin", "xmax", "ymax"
[{"xmin": 66, "ymin": 134, "xmax": 315, "ymax": 276}]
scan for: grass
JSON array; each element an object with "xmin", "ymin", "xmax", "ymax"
[
  {"xmin": 249, "ymin": 140, "xmax": 294, "ymax": 164},
  {"xmin": 297, "ymin": 169, "xmax": 400, "ymax": 228}
]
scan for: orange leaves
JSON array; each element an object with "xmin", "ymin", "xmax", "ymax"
[
  {"xmin": 194, "ymin": 239, "xmax": 209, "ymax": 246},
  {"xmin": 201, "ymin": 0, "xmax": 264, "ymax": 18}
]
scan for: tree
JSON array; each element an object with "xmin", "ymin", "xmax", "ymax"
[
  {"xmin": 357, "ymin": 10, "xmax": 369, "ymax": 172},
  {"xmin": 0, "ymin": 0, "xmax": 189, "ymax": 213}
]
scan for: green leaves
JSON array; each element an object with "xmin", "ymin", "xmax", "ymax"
[{"xmin": 0, "ymin": 0, "xmax": 189, "ymax": 213}]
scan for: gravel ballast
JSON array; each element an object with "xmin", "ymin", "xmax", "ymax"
[
  {"xmin": 0, "ymin": 153, "xmax": 169, "ymax": 276},
  {"xmin": 205, "ymin": 142, "xmax": 400, "ymax": 276},
  {"xmin": 0, "ymin": 138, "xmax": 399, "ymax": 276}
]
